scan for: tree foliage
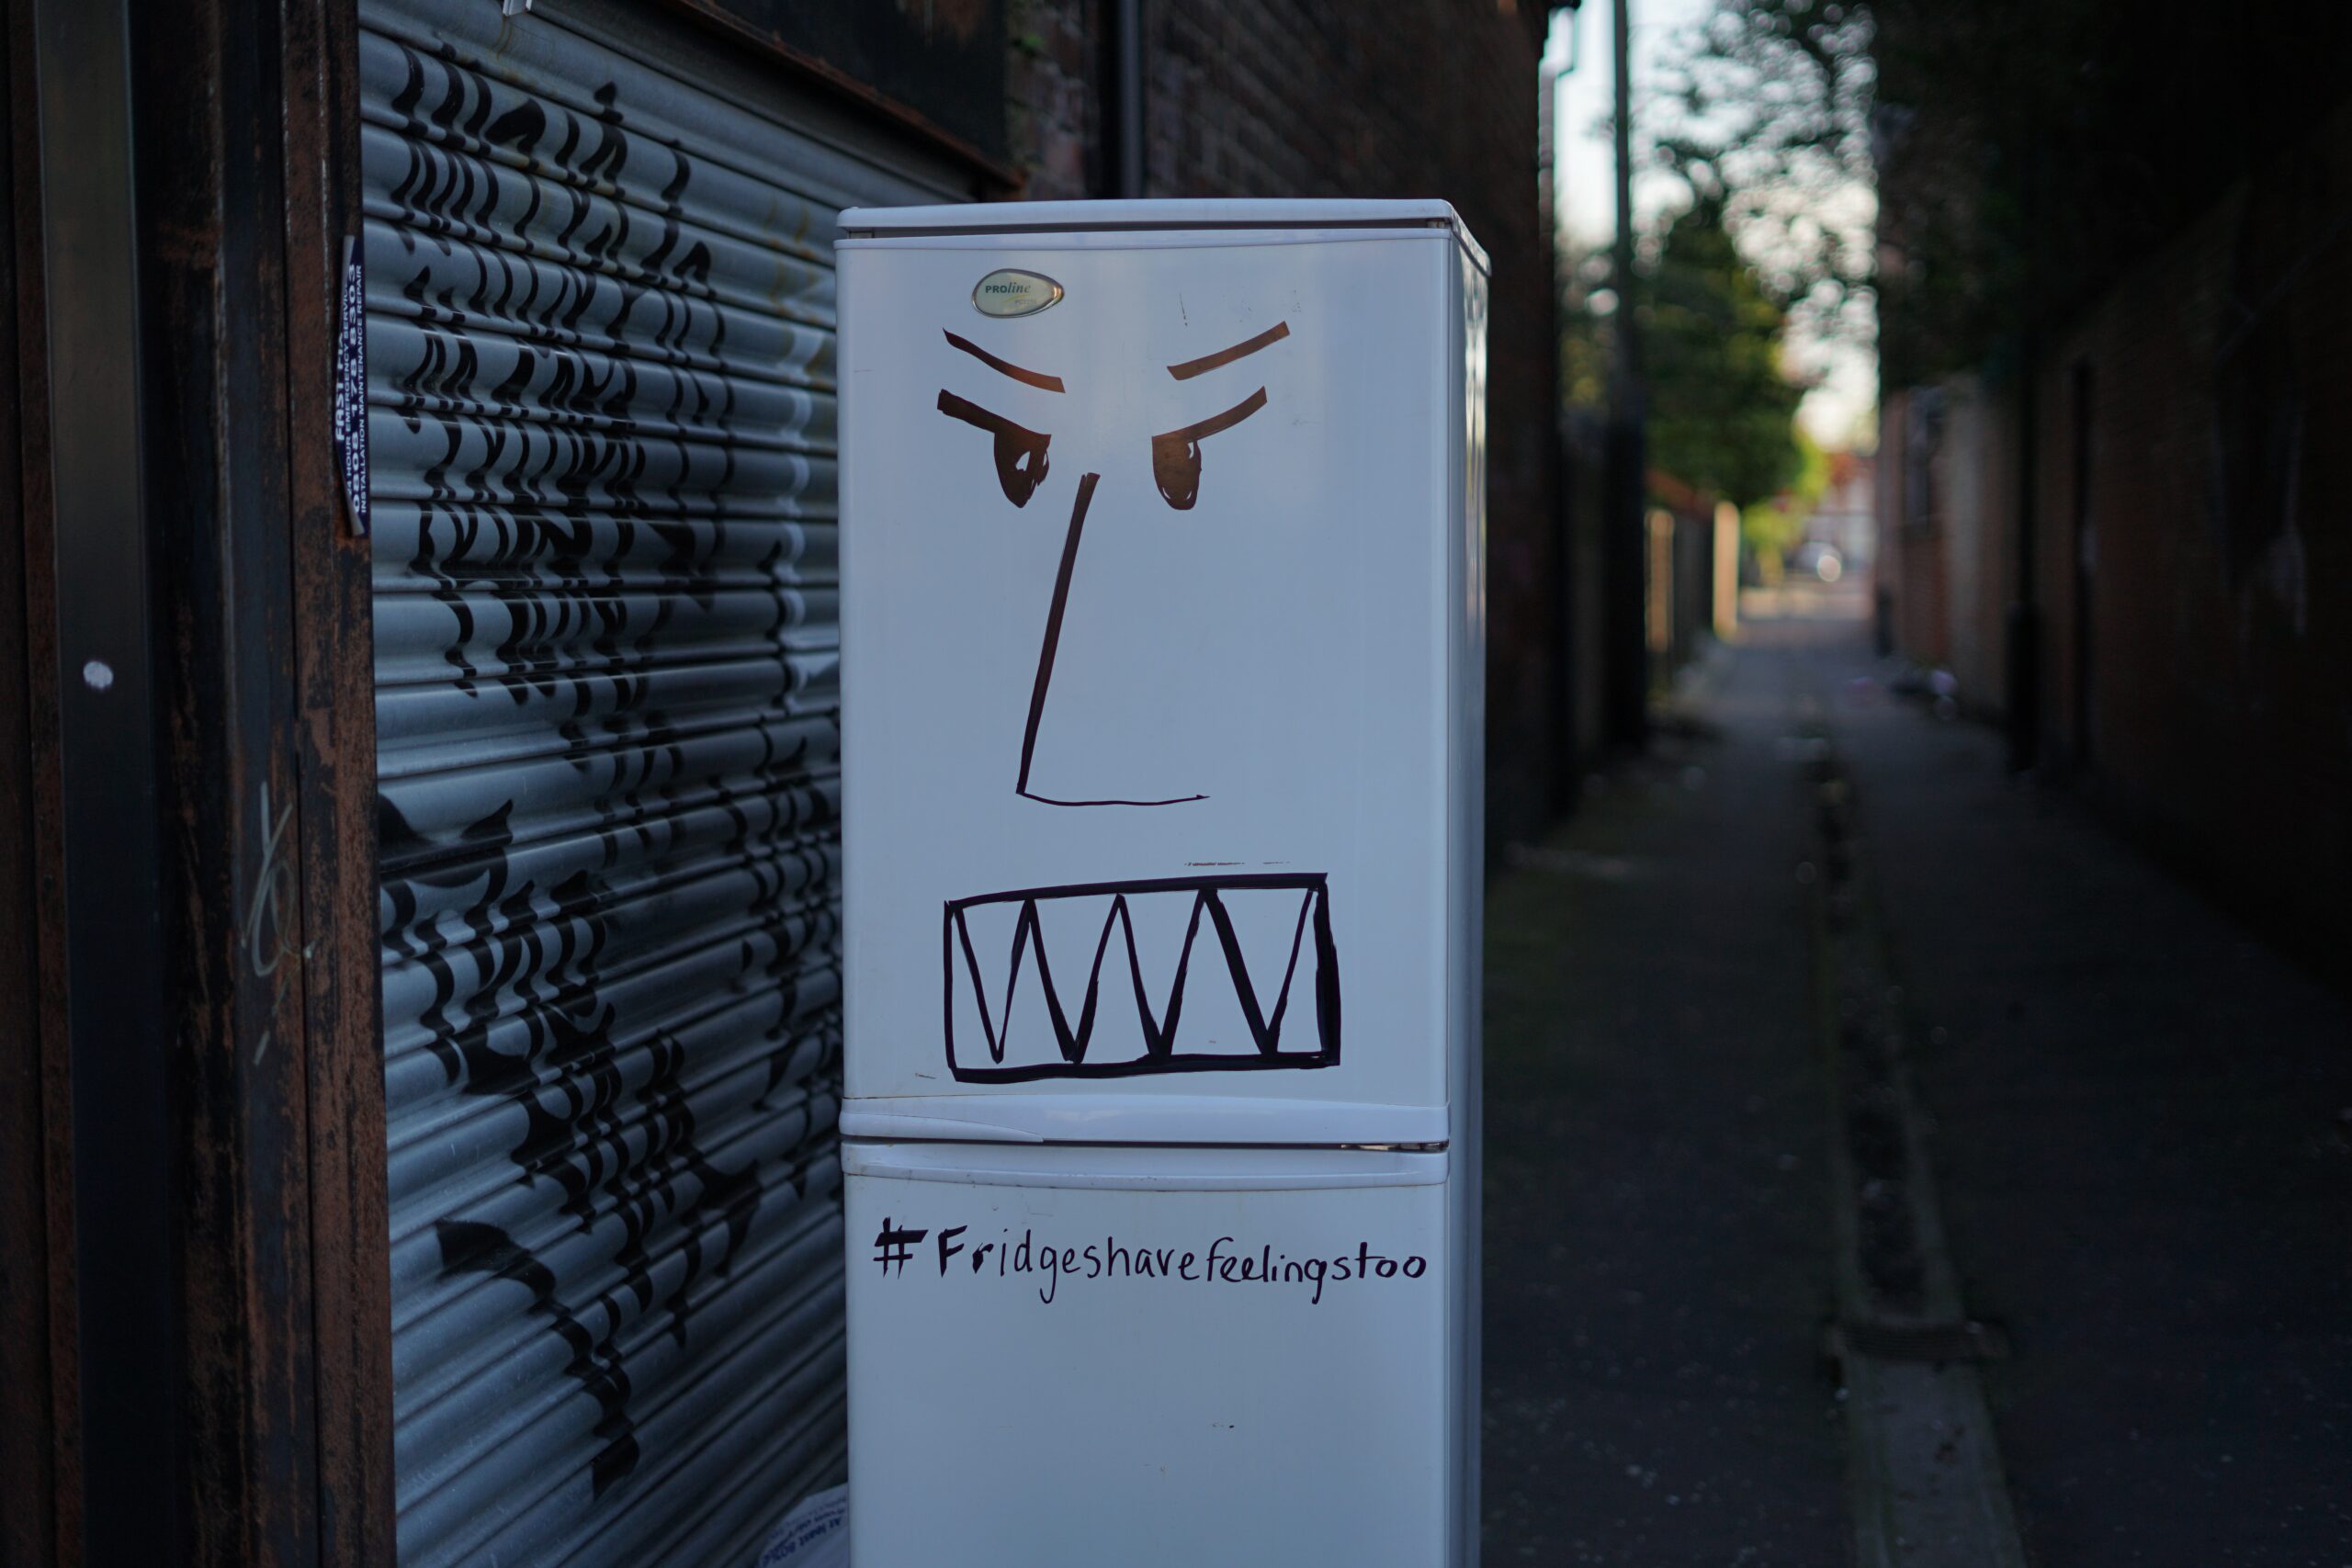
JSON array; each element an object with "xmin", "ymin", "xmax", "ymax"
[
  {"xmin": 1658, "ymin": 0, "xmax": 2352, "ymax": 384},
  {"xmin": 1653, "ymin": 0, "xmax": 1875, "ymax": 355},
  {"xmin": 1556, "ymin": 237, "xmax": 1612, "ymax": 412},
  {"xmin": 1641, "ymin": 196, "xmax": 1805, "ymax": 509}
]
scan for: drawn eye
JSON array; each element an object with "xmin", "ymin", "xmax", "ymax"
[
  {"xmin": 938, "ymin": 389, "xmax": 1052, "ymax": 508},
  {"xmin": 1151, "ymin": 433, "xmax": 1203, "ymax": 511},
  {"xmin": 1149, "ymin": 388, "xmax": 1268, "ymax": 513}
]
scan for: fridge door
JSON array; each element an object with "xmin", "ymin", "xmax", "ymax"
[
  {"xmin": 843, "ymin": 1141, "xmax": 1459, "ymax": 1566},
  {"xmin": 838, "ymin": 210, "xmax": 1478, "ymax": 1145}
]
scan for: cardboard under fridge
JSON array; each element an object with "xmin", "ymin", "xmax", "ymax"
[{"xmin": 842, "ymin": 1142, "xmax": 1460, "ymax": 1567}]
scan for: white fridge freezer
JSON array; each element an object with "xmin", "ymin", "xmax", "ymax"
[{"xmin": 836, "ymin": 200, "xmax": 1487, "ymax": 1566}]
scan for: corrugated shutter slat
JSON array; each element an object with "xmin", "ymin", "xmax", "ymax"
[{"xmin": 361, "ymin": 2, "xmax": 944, "ymax": 1560}]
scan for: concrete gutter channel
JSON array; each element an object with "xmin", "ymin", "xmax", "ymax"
[{"xmin": 1796, "ymin": 699, "xmax": 2032, "ymax": 1568}]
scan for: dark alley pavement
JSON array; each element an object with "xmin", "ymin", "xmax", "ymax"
[{"xmin": 1481, "ymin": 585, "xmax": 2352, "ymax": 1565}]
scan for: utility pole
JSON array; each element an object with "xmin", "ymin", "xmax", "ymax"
[
  {"xmin": 1611, "ymin": 0, "xmax": 1635, "ymax": 374},
  {"xmin": 1604, "ymin": 0, "xmax": 1650, "ymax": 745}
]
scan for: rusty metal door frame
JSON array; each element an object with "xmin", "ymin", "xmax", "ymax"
[{"xmin": 4, "ymin": 1, "xmax": 395, "ymax": 1563}]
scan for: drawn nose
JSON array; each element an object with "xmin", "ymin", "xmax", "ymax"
[{"xmin": 1016, "ymin": 472, "xmax": 1102, "ymax": 799}]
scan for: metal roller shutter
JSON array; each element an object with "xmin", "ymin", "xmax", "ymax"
[{"xmin": 359, "ymin": 3, "xmax": 957, "ymax": 1560}]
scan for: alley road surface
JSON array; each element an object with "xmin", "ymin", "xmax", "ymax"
[{"xmin": 1481, "ymin": 585, "xmax": 2352, "ymax": 1565}]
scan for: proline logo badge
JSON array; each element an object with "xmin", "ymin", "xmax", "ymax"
[{"xmin": 972, "ymin": 268, "xmax": 1063, "ymax": 318}]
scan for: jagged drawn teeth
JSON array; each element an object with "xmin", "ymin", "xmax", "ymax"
[{"xmin": 942, "ymin": 879, "xmax": 1340, "ymax": 1077}]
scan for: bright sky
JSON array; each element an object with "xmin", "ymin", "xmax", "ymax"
[{"xmin": 1544, "ymin": 1, "xmax": 1876, "ymax": 448}]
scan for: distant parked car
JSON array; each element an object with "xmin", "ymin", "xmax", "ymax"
[{"xmin": 1791, "ymin": 542, "xmax": 1844, "ymax": 583}]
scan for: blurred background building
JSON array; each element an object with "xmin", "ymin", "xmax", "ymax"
[{"xmin": 1872, "ymin": 0, "xmax": 2352, "ymax": 965}]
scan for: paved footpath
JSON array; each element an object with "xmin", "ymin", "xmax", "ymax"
[
  {"xmin": 1833, "ymin": 629, "xmax": 2352, "ymax": 1566},
  {"xmin": 1481, "ymin": 606, "xmax": 1851, "ymax": 1565},
  {"xmin": 1482, "ymin": 590, "xmax": 2352, "ymax": 1564}
]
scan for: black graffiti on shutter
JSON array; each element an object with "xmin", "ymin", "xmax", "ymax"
[
  {"xmin": 372, "ymin": 36, "xmax": 843, "ymax": 1522},
  {"xmin": 435, "ymin": 1217, "xmax": 643, "ymax": 1495}
]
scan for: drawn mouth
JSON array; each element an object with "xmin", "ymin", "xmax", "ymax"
[{"xmin": 943, "ymin": 874, "xmax": 1341, "ymax": 1082}]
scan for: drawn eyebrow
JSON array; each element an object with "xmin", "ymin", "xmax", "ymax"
[
  {"xmin": 1166, "ymin": 321, "xmax": 1291, "ymax": 380},
  {"xmin": 938, "ymin": 389, "xmax": 1048, "ymax": 443},
  {"xmin": 1154, "ymin": 386, "xmax": 1268, "ymax": 445},
  {"xmin": 944, "ymin": 330, "xmax": 1066, "ymax": 391}
]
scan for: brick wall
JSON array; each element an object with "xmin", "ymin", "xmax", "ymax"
[
  {"xmin": 1882, "ymin": 97, "xmax": 2352, "ymax": 960},
  {"xmin": 1004, "ymin": 0, "xmax": 1566, "ymax": 849},
  {"xmin": 1006, "ymin": 0, "xmax": 1105, "ymax": 201}
]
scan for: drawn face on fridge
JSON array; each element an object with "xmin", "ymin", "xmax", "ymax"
[{"xmin": 840, "ymin": 215, "xmax": 1481, "ymax": 1142}]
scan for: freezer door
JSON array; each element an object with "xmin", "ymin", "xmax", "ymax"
[
  {"xmin": 839, "ymin": 224, "xmax": 1472, "ymax": 1139},
  {"xmin": 843, "ymin": 1142, "xmax": 1459, "ymax": 1566}
]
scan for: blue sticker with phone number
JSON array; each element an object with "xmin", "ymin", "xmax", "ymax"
[{"xmin": 333, "ymin": 235, "xmax": 368, "ymax": 536}]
